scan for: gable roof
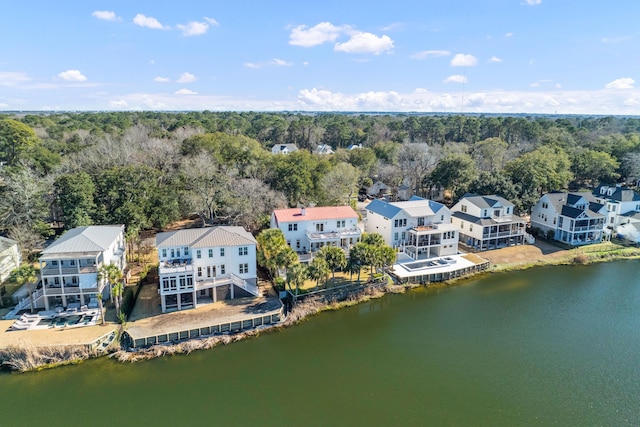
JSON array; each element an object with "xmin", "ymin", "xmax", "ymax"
[
  {"xmin": 273, "ymin": 206, "xmax": 358, "ymax": 223},
  {"xmin": 366, "ymin": 197, "xmax": 446, "ymax": 219},
  {"xmin": 543, "ymin": 192, "xmax": 596, "ymax": 214},
  {"xmin": 41, "ymin": 225, "xmax": 124, "ymax": 255},
  {"xmin": 156, "ymin": 226, "xmax": 256, "ymax": 248},
  {"xmin": 0, "ymin": 236, "xmax": 17, "ymax": 252},
  {"xmin": 460, "ymin": 193, "xmax": 514, "ymax": 209},
  {"xmin": 271, "ymin": 143, "xmax": 298, "ymax": 153}
]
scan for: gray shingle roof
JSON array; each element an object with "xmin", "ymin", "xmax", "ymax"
[
  {"xmin": 41, "ymin": 225, "xmax": 124, "ymax": 255},
  {"xmin": 156, "ymin": 226, "xmax": 256, "ymax": 248},
  {"xmin": 460, "ymin": 193, "xmax": 514, "ymax": 209}
]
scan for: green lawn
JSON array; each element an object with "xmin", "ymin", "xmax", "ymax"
[{"xmin": 288, "ymin": 270, "xmax": 377, "ymax": 294}]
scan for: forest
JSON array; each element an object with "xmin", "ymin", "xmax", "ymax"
[{"xmin": 1, "ymin": 111, "xmax": 640, "ymax": 259}]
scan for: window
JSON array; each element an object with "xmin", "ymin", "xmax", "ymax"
[
  {"xmin": 542, "ymin": 202, "xmax": 548, "ymax": 209},
  {"xmin": 401, "ymin": 232, "xmax": 406, "ymax": 241},
  {"xmin": 239, "ymin": 246, "xmax": 248, "ymax": 256},
  {"xmin": 179, "ymin": 277, "xmax": 186, "ymax": 289},
  {"xmin": 220, "ymin": 265, "xmax": 226, "ymax": 274},
  {"xmin": 460, "ymin": 221, "xmax": 464, "ymax": 230},
  {"xmin": 208, "ymin": 249, "xmax": 213, "ymax": 258},
  {"xmin": 417, "ymin": 217, "xmax": 425, "ymax": 226},
  {"xmin": 176, "ymin": 249, "xmax": 181, "ymax": 258},
  {"xmin": 197, "ymin": 267, "xmax": 202, "ymax": 277},
  {"xmin": 184, "ymin": 247, "xmax": 189, "ymax": 256},
  {"xmin": 70, "ymin": 260, "xmax": 76, "ymax": 266},
  {"xmin": 196, "ymin": 250, "xmax": 201, "ymax": 259},
  {"xmin": 170, "ymin": 278, "xmax": 177, "ymax": 291},
  {"xmin": 316, "ymin": 223, "xmax": 324, "ymax": 232},
  {"xmin": 337, "ymin": 220, "xmax": 345, "ymax": 228},
  {"xmin": 220, "ymin": 248, "xmax": 225, "ymax": 256},
  {"xmin": 441, "ymin": 215, "xmax": 444, "ymax": 221},
  {"xmin": 394, "ymin": 232, "xmax": 398, "ymax": 241},
  {"xmin": 288, "ymin": 223, "xmax": 298, "ymax": 231},
  {"xmin": 461, "ymin": 204, "xmax": 467, "ymax": 213},
  {"xmin": 239, "ymin": 263, "xmax": 249, "ymax": 274},
  {"xmin": 494, "ymin": 210, "xmax": 500, "ymax": 217},
  {"xmin": 470, "ymin": 224, "xmax": 473, "ymax": 232},
  {"xmin": 296, "ymin": 240, "xmax": 300, "ymax": 249},
  {"xmin": 162, "ymin": 249, "xmax": 167, "ymax": 258},
  {"xmin": 171, "ymin": 249, "xmax": 175, "ymax": 258}
]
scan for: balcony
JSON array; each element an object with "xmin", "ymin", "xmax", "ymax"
[
  {"xmin": 159, "ymin": 260, "xmax": 194, "ymax": 275},
  {"xmin": 306, "ymin": 227, "xmax": 362, "ymax": 242}
]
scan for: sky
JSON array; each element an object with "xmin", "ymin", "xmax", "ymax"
[{"xmin": 1, "ymin": 0, "xmax": 639, "ymax": 114}]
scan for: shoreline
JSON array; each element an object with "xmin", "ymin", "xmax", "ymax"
[{"xmin": 3, "ymin": 242, "xmax": 640, "ymax": 372}]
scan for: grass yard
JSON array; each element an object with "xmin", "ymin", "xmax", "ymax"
[{"xmin": 289, "ymin": 270, "xmax": 378, "ymax": 294}]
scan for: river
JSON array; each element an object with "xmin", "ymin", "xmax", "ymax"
[{"xmin": 2, "ymin": 261, "xmax": 640, "ymax": 426}]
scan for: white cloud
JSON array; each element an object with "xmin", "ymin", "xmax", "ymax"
[
  {"xmin": 605, "ymin": 77, "xmax": 635, "ymax": 89},
  {"xmin": 269, "ymin": 58, "xmax": 293, "ymax": 66},
  {"xmin": 204, "ymin": 17, "xmax": 219, "ymax": 26},
  {"xmin": 92, "ymin": 11, "xmax": 120, "ymax": 21},
  {"xmin": 153, "ymin": 76, "xmax": 170, "ymax": 83},
  {"xmin": 334, "ymin": 32, "xmax": 394, "ymax": 55},
  {"xmin": 444, "ymin": 74, "xmax": 468, "ymax": 84},
  {"xmin": 133, "ymin": 14, "xmax": 169, "ymax": 30},
  {"xmin": 488, "ymin": 56, "xmax": 503, "ymax": 63},
  {"xmin": 411, "ymin": 50, "xmax": 450, "ymax": 60},
  {"xmin": 175, "ymin": 89, "xmax": 198, "ymax": 95},
  {"xmin": 525, "ymin": 0, "xmax": 541, "ymax": 5},
  {"xmin": 177, "ymin": 72, "xmax": 196, "ymax": 83},
  {"xmin": 0, "ymin": 71, "xmax": 31, "ymax": 86},
  {"xmin": 244, "ymin": 59, "xmax": 293, "ymax": 68},
  {"xmin": 505, "ymin": 32, "xmax": 514, "ymax": 38},
  {"xmin": 289, "ymin": 22, "xmax": 345, "ymax": 47},
  {"xmin": 177, "ymin": 21, "xmax": 210, "ymax": 36},
  {"xmin": 451, "ymin": 54, "xmax": 477, "ymax": 67},
  {"xmin": 109, "ymin": 100, "xmax": 128, "ymax": 108},
  {"xmin": 0, "ymin": 103, "xmax": 9, "ymax": 109},
  {"xmin": 57, "ymin": 70, "xmax": 87, "ymax": 82},
  {"xmin": 303, "ymin": 61, "xmax": 310, "ymax": 66}
]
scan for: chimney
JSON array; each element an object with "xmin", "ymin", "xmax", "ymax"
[{"xmin": 301, "ymin": 207, "xmax": 306, "ymax": 216}]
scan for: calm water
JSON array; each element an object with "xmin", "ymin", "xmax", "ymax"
[{"xmin": 2, "ymin": 261, "xmax": 640, "ymax": 426}]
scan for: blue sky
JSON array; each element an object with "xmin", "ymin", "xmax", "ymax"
[{"xmin": 1, "ymin": 0, "xmax": 639, "ymax": 114}]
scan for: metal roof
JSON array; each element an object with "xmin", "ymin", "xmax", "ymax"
[
  {"xmin": 273, "ymin": 206, "xmax": 358, "ymax": 223},
  {"xmin": 156, "ymin": 226, "xmax": 257, "ymax": 248},
  {"xmin": 41, "ymin": 225, "xmax": 124, "ymax": 255},
  {"xmin": 459, "ymin": 193, "xmax": 514, "ymax": 209}
]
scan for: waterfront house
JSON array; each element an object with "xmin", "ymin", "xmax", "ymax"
[
  {"xmin": 156, "ymin": 226, "xmax": 260, "ymax": 313},
  {"xmin": 37, "ymin": 225, "xmax": 126, "ymax": 311},
  {"xmin": 270, "ymin": 206, "xmax": 361, "ymax": 257},
  {"xmin": 530, "ymin": 192, "xmax": 607, "ymax": 246},
  {"xmin": 365, "ymin": 196, "xmax": 458, "ymax": 259},
  {"xmin": 450, "ymin": 194, "xmax": 526, "ymax": 251},
  {"xmin": 271, "ymin": 143, "xmax": 299, "ymax": 155},
  {"xmin": 591, "ymin": 185, "xmax": 640, "ymax": 227},
  {"xmin": 314, "ymin": 144, "xmax": 335, "ymax": 155},
  {"xmin": 0, "ymin": 236, "xmax": 20, "ymax": 284}
]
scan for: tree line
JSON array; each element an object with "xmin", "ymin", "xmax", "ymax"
[{"xmin": 1, "ymin": 111, "xmax": 640, "ymax": 259}]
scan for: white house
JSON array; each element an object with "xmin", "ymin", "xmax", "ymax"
[
  {"xmin": 347, "ymin": 143, "xmax": 363, "ymax": 150},
  {"xmin": 451, "ymin": 194, "xmax": 526, "ymax": 251},
  {"xmin": 270, "ymin": 206, "xmax": 361, "ymax": 255},
  {"xmin": 314, "ymin": 144, "xmax": 334, "ymax": 155},
  {"xmin": 365, "ymin": 196, "xmax": 458, "ymax": 259},
  {"xmin": 592, "ymin": 185, "xmax": 640, "ymax": 227},
  {"xmin": 271, "ymin": 143, "xmax": 299, "ymax": 155},
  {"xmin": 156, "ymin": 226, "xmax": 260, "ymax": 313},
  {"xmin": 37, "ymin": 225, "xmax": 126, "ymax": 311},
  {"xmin": 0, "ymin": 236, "xmax": 20, "ymax": 284},
  {"xmin": 531, "ymin": 192, "xmax": 607, "ymax": 246}
]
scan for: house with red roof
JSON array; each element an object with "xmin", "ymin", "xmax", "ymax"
[{"xmin": 270, "ymin": 206, "xmax": 361, "ymax": 255}]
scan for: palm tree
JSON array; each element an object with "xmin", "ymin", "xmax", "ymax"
[
  {"xmin": 98, "ymin": 263, "xmax": 123, "ymax": 321},
  {"xmin": 308, "ymin": 256, "xmax": 330, "ymax": 290},
  {"xmin": 317, "ymin": 246, "xmax": 346, "ymax": 286},
  {"xmin": 348, "ymin": 243, "xmax": 368, "ymax": 283},
  {"xmin": 286, "ymin": 262, "xmax": 308, "ymax": 296},
  {"xmin": 11, "ymin": 264, "xmax": 38, "ymax": 313},
  {"xmin": 275, "ymin": 246, "xmax": 298, "ymax": 278}
]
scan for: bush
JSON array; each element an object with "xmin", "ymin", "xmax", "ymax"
[{"xmin": 572, "ymin": 254, "xmax": 588, "ymax": 265}]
